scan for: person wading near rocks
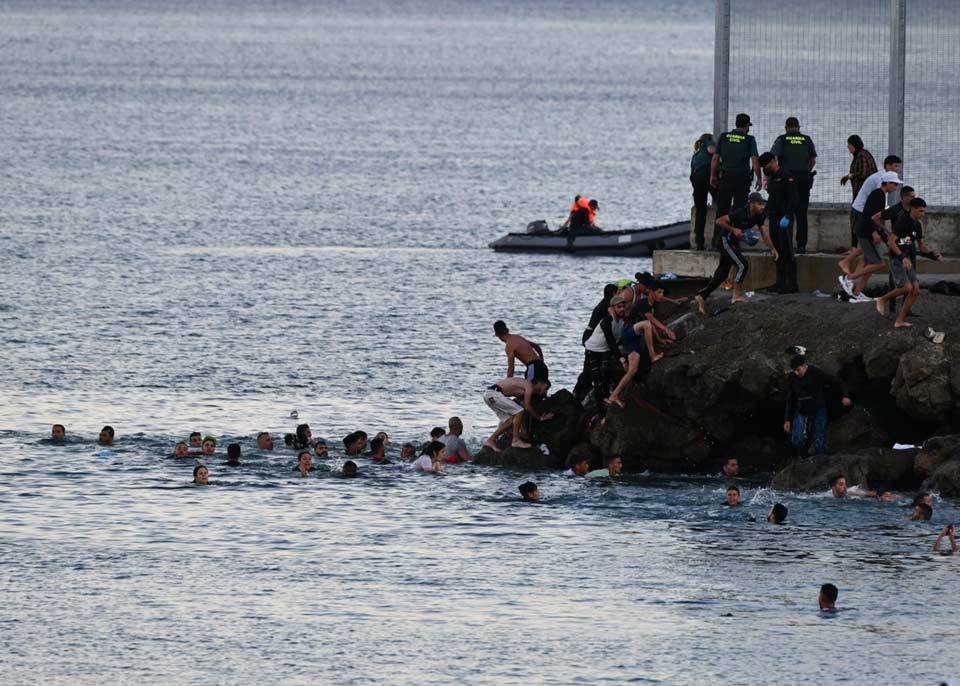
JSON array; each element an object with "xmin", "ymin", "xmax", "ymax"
[
  {"xmin": 783, "ymin": 355, "xmax": 852, "ymax": 460},
  {"xmin": 770, "ymin": 116, "xmax": 817, "ymax": 254},
  {"xmin": 493, "ymin": 320, "xmax": 544, "ymax": 380},
  {"xmin": 482, "ymin": 375, "xmax": 553, "ymax": 451},
  {"xmin": 874, "ymin": 197, "xmax": 943, "ymax": 327},
  {"xmin": 710, "ymin": 113, "xmax": 762, "ymax": 247},
  {"xmin": 694, "ymin": 193, "xmax": 774, "ymax": 315}
]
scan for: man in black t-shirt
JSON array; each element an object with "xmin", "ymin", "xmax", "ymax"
[
  {"xmin": 695, "ymin": 193, "xmax": 774, "ymax": 314},
  {"xmin": 839, "ymin": 172, "xmax": 902, "ymax": 301},
  {"xmin": 759, "ymin": 152, "xmax": 797, "ymax": 293},
  {"xmin": 873, "ymin": 197, "xmax": 943, "ymax": 327},
  {"xmin": 573, "ymin": 283, "xmax": 618, "ymax": 402}
]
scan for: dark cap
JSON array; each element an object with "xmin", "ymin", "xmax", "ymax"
[
  {"xmin": 748, "ymin": 192, "xmax": 766, "ymax": 204},
  {"xmin": 735, "ymin": 113, "xmax": 752, "ymax": 127},
  {"xmin": 588, "ymin": 199, "xmax": 598, "ymax": 209}
]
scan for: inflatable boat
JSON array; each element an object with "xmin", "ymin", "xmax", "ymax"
[{"xmin": 489, "ymin": 220, "xmax": 689, "ymax": 256}]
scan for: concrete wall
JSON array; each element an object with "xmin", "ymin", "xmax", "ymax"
[{"xmin": 690, "ymin": 204, "xmax": 960, "ymax": 255}]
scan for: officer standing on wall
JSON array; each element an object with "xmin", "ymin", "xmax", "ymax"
[
  {"xmin": 770, "ymin": 116, "xmax": 817, "ymax": 254},
  {"xmin": 758, "ymin": 152, "xmax": 798, "ymax": 293},
  {"xmin": 710, "ymin": 113, "xmax": 761, "ymax": 247}
]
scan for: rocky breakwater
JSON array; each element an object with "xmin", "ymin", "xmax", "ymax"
[{"xmin": 479, "ymin": 292, "xmax": 960, "ymax": 495}]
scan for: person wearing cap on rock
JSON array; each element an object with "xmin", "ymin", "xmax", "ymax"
[
  {"xmin": 581, "ymin": 293, "xmax": 628, "ymax": 420},
  {"xmin": 770, "ymin": 117, "xmax": 817, "ymax": 254},
  {"xmin": 758, "ymin": 151, "xmax": 796, "ymax": 293},
  {"xmin": 694, "ymin": 192, "xmax": 772, "ymax": 315},
  {"xmin": 710, "ymin": 113, "xmax": 762, "ymax": 247},
  {"xmin": 840, "ymin": 171, "xmax": 903, "ymax": 303}
]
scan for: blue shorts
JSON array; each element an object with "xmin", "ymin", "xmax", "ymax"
[{"xmin": 621, "ymin": 324, "xmax": 645, "ymax": 355}]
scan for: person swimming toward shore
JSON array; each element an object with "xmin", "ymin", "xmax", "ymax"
[
  {"xmin": 369, "ymin": 437, "xmax": 391, "ymax": 464},
  {"xmin": 519, "ymin": 481, "xmax": 540, "ymax": 502},
  {"xmin": 342, "ymin": 460, "xmax": 359, "ymax": 478},
  {"xmin": 723, "ymin": 485, "xmax": 741, "ymax": 507},
  {"xmin": 585, "ymin": 455, "xmax": 623, "ymax": 479},
  {"xmin": 400, "ymin": 443, "xmax": 416, "ymax": 461},
  {"xmin": 99, "ymin": 425, "xmax": 115, "ymax": 446},
  {"xmin": 193, "ymin": 465, "xmax": 209, "ymax": 486},
  {"xmin": 767, "ymin": 503, "xmax": 788, "ymax": 524},
  {"xmin": 224, "ymin": 443, "xmax": 242, "ymax": 466},
  {"xmin": 189, "ymin": 431, "xmax": 202, "ymax": 453},
  {"xmin": 819, "ymin": 583, "xmax": 839, "ymax": 612},
  {"xmin": 314, "ymin": 440, "xmax": 329, "ymax": 459},
  {"xmin": 51, "ymin": 424, "xmax": 66, "ymax": 441},
  {"xmin": 201, "ymin": 436, "xmax": 217, "ymax": 456},
  {"xmin": 293, "ymin": 424, "xmax": 314, "ymax": 450},
  {"xmin": 172, "ymin": 442, "xmax": 190, "ymax": 459},
  {"xmin": 256, "ymin": 432, "xmax": 274, "ymax": 451},
  {"xmin": 829, "ymin": 474, "xmax": 876, "ymax": 499},
  {"xmin": 563, "ymin": 453, "xmax": 591, "ymax": 477},
  {"xmin": 343, "ymin": 431, "xmax": 363, "ymax": 455},
  {"xmin": 410, "ymin": 441, "xmax": 445, "ymax": 473},
  {"xmin": 293, "ymin": 450, "xmax": 315, "ymax": 476}
]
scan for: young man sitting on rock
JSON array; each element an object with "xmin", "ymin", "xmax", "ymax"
[{"xmin": 783, "ymin": 355, "xmax": 852, "ymax": 460}]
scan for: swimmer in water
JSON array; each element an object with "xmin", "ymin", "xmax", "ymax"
[
  {"xmin": 225, "ymin": 443, "xmax": 241, "ymax": 467},
  {"xmin": 99, "ymin": 425, "xmax": 115, "ymax": 446},
  {"xmin": 193, "ymin": 465, "xmax": 209, "ymax": 486},
  {"xmin": 908, "ymin": 503, "xmax": 933, "ymax": 521},
  {"xmin": 293, "ymin": 450, "xmax": 314, "ymax": 476},
  {"xmin": 818, "ymin": 583, "xmax": 838, "ymax": 612},
  {"xmin": 410, "ymin": 441, "xmax": 445, "ymax": 473},
  {"xmin": 375, "ymin": 431, "xmax": 390, "ymax": 447},
  {"xmin": 355, "ymin": 431, "xmax": 369, "ymax": 452},
  {"xmin": 293, "ymin": 424, "xmax": 314, "ymax": 449},
  {"xmin": 369, "ymin": 437, "xmax": 391, "ymax": 464},
  {"xmin": 563, "ymin": 454, "xmax": 591, "ymax": 477},
  {"xmin": 933, "ymin": 524, "xmax": 957, "ymax": 554},
  {"xmin": 172, "ymin": 442, "xmax": 190, "ymax": 458},
  {"xmin": 400, "ymin": 443, "xmax": 416, "ymax": 461},
  {"xmin": 189, "ymin": 432, "xmax": 202, "ymax": 453},
  {"xmin": 256, "ymin": 432, "xmax": 274, "ymax": 451},
  {"xmin": 51, "ymin": 424, "xmax": 66, "ymax": 441},
  {"xmin": 519, "ymin": 481, "xmax": 540, "ymax": 502},
  {"xmin": 342, "ymin": 460, "xmax": 359, "ymax": 478},
  {"xmin": 723, "ymin": 484, "xmax": 741, "ymax": 507},
  {"xmin": 913, "ymin": 492, "xmax": 933, "ymax": 508},
  {"xmin": 421, "ymin": 427, "xmax": 445, "ymax": 454},
  {"xmin": 767, "ymin": 503, "xmax": 788, "ymax": 524},
  {"xmin": 201, "ymin": 436, "xmax": 217, "ymax": 456},
  {"xmin": 585, "ymin": 455, "xmax": 623, "ymax": 479},
  {"xmin": 720, "ymin": 457, "xmax": 739, "ymax": 478},
  {"xmin": 343, "ymin": 432, "xmax": 363, "ymax": 456},
  {"xmin": 829, "ymin": 474, "xmax": 876, "ymax": 499},
  {"xmin": 314, "ymin": 440, "xmax": 328, "ymax": 459}
]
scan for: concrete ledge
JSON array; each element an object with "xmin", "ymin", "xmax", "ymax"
[
  {"xmin": 689, "ymin": 203, "xmax": 960, "ymax": 255},
  {"xmin": 654, "ymin": 249, "xmax": 960, "ymax": 293}
]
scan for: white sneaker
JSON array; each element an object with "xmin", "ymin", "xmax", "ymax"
[
  {"xmin": 853, "ymin": 292, "xmax": 873, "ymax": 303},
  {"xmin": 838, "ymin": 275, "xmax": 854, "ymax": 296}
]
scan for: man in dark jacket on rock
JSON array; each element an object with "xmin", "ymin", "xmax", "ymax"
[{"xmin": 783, "ymin": 355, "xmax": 852, "ymax": 459}]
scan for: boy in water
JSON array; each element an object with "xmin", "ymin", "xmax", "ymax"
[
  {"xmin": 225, "ymin": 443, "xmax": 242, "ymax": 467},
  {"xmin": 482, "ymin": 375, "xmax": 554, "ymax": 451},
  {"xmin": 724, "ymin": 485, "xmax": 741, "ymax": 507},
  {"xmin": 519, "ymin": 482, "xmax": 540, "ymax": 502},
  {"xmin": 819, "ymin": 583, "xmax": 838, "ymax": 612},
  {"xmin": 369, "ymin": 437, "xmax": 391, "ymax": 464},
  {"xmin": 585, "ymin": 455, "xmax": 623, "ymax": 479},
  {"xmin": 189, "ymin": 431, "xmax": 203, "ymax": 453},
  {"xmin": 99, "ymin": 425, "xmax": 115, "ymax": 446},
  {"xmin": 767, "ymin": 503, "xmax": 788, "ymax": 524},
  {"xmin": 400, "ymin": 443, "xmax": 417, "ymax": 461},
  {"xmin": 172, "ymin": 442, "xmax": 190, "ymax": 458},
  {"xmin": 563, "ymin": 454, "xmax": 591, "ymax": 477},
  {"xmin": 51, "ymin": 424, "xmax": 66, "ymax": 440},
  {"xmin": 201, "ymin": 436, "xmax": 217, "ymax": 455},
  {"xmin": 293, "ymin": 451, "xmax": 314, "ymax": 476},
  {"xmin": 193, "ymin": 465, "xmax": 209, "ymax": 486}
]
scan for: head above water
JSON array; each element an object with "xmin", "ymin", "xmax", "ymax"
[
  {"xmin": 296, "ymin": 423, "xmax": 312, "ymax": 443},
  {"xmin": 401, "ymin": 443, "xmax": 416, "ymax": 459},
  {"xmin": 722, "ymin": 457, "xmax": 739, "ymax": 477},
  {"xmin": 343, "ymin": 432, "xmax": 363, "ymax": 455},
  {"xmin": 519, "ymin": 481, "xmax": 540, "ymax": 502},
  {"xmin": 189, "ymin": 431, "xmax": 202, "ymax": 446},
  {"xmin": 606, "ymin": 455, "xmax": 624, "ymax": 476},
  {"xmin": 819, "ymin": 583, "xmax": 838, "ymax": 609},
  {"xmin": 566, "ymin": 452, "xmax": 591, "ymax": 476},
  {"xmin": 342, "ymin": 460, "xmax": 358, "ymax": 478},
  {"xmin": 830, "ymin": 475, "xmax": 848, "ymax": 497},
  {"xmin": 99, "ymin": 425, "xmax": 115, "ymax": 445},
  {"xmin": 193, "ymin": 465, "xmax": 209, "ymax": 485},
  {"xmin": 430, "ymin": 427, "xmax": 445, "ymax": 441},
  {"xmin": 370, "ymin": 437, "xmax": 385, "ymax": 456},
  {"xmin": 725, "ymin": 485, "xmax": 741, "ymax": 507},
  {"xmin": 173, "ymin": 442, "xmax": 189, "ymax": 458},
  {"xmin": 913, "ymin": 503, "xmax": 933, "ymax": 520},
  {"xmin": 51, "ymin": 424, "xmax": 66, "ymax": 440},
  {"xmin": 314, "ymin": 440, "xmax": 328, "ymax": 457},
  {"xmin": 202, "ymin": 436, "xmax": 217, "ymax": 454},
  {"xmin": 226, "ymin": 443, "xmax": 241, "ymax": 464},
  {"xmin": 256, "ymin": 432, "xmax": 274, "ymax": 451},
  {"xmin": 297, "ymin": 450, "xmax": 313, "ymax": 471},
  {"xmin": 423, "ymin": 441, "xmax": 446, "ymax": 462},
  {"xmin": 768, "ymin": 503, "xmax": 788, "ymax": 524}
]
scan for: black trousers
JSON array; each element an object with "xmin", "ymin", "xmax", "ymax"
[
  {"xmin": 791, "ymin": 171, "xmax": 812, "ymax": 250},
  {"xmin": 849, "ymin": 209, "xmax": 861, "ymax": 247},
  {"xmin": 573, "ymin": 349, "xmax": 591, "ymax": 402},
  {"xmin": 713, "ymin": 170, "xmax": 750, "ymax": 246},
  {"xmin": 698, "ymin": 235, "xmax": 749, "ymax": 300},
  {"xmin": 767, "ymin": 212, "xmax": 798, "ymax": 292},
  {"xmin": 690, "ymin": 169, "xmax": 716, "ymax": 249},
  {"xmin": 585, "ymin": 350, "xmax": 613, "ymax": 417}
]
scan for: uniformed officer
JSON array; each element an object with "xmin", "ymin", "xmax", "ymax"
[
  {"xmin": 710, "ymin": 113, "xmax": 761, "ymax": 246},
  {"xmin": 770, "ymin": 117, "xmax": 817, "ymax": 254},
  {"xmin": 759, "ymin": 152, "xmax": 798, "ymax": 293}
]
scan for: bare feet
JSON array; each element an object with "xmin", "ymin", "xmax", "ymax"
[
  {"xmin": 731, "ymin": 296, "xmax": 747, "ymax": 305},
  {"xmin": 511, "ymin": 438, "xmax": 533, "ymax": 449},
  {"xmin": 482, "ymin": 438, "xmax": 502, "ymax": 453},
  {"xmin": 604, "ymin": 395, "xmax": 625, "ymax": 409},
  {"xmin": 875, "ymin": 299, "xmax": 887, "ymax": 316},
  {"xmin": 894, "ymin": 321, "xmax": 913, "ymax": 328},
  {"xmin": 694, "ymin": 294, "xmax": 706, "ymax": 316},
  {"xmin": 651, "ymin": 352, "xmax": 664, "ymax": 363}
]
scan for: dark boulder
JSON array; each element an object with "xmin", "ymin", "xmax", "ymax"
[
  {"xmin": 893, "ymin": 343, "xmax": 954, "ymax": 421},
  {"xmin": 825, "ymin": 406, "xmax": 891, "ymax": 452},
  {"xmin": 722, "ymin": 434, "xmax": 793, "ymax": 474},
  {"xmin": 924, "ymin": 460, "xmax": 960, "ymax": 497},
  {"xmin": 771, "ymin": 449, "xmax": 919, "ymax": 492},
  {"xmin": 914, "ymin": 434, "xmax": 960, "ymax": 477}
]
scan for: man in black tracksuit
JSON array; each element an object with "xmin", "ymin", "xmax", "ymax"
[
  {"xmin": 770, "ymin": 117, "xmax": 817, "ymax": 253},
  {"xmin": 783, "ymin": 355, "xmax": 852, "ymax": 459},
  {"xmin": 694, "ymin": 192, "xmax": 771, "ymax": 314},
  {"xmin": 710, "ymin": 113, "xmax": 762, "ymax": 247},
  {"xmin": 759, "ymin": 152, "xmax": 799, "ymax": 293}
]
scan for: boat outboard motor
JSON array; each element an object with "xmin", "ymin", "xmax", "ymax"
[{"xmin": 526, "ymin": 220, "xmax": 550, "ymax": 234}]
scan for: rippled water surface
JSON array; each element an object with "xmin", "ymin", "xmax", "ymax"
[{"xmin": 2, "ymin": 1, "xmax": 959, "ymax": 684}]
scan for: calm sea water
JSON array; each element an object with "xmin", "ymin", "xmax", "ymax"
[{"xmin": 2, "ymin": 2, "xmax": 958, "ymax": 684}]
